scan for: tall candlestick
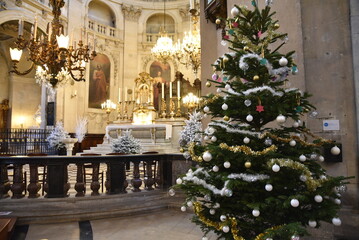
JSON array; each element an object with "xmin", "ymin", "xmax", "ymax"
[
  {"xmin": 125, "ymin": 87, "xmax": 128, "ymax": 101},
  {"xmin": 18, "ymin": 19, "xmax": 23, "ymax": 36},
  {"xmin": 161, "ymin": 83, "xmax": 165, "ymax": 99},
  {"xmin": 169, "ymin": 82, "xmax": 172, "ymax": 98},
  {"xmin": 48, "ymin": 24, "xmax": 52, "ymax": 41},
  {"xmin": 118, "ymin": 87, "xmax": 121, "ymax": 102},
  {"xmin": 33, "ymin": 16, "xmax": 38, "ymax": 39},
  {"xmin": 177, "ymin": 81, "xmax": 180, "ymax": 97}
]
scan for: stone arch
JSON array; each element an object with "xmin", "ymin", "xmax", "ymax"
[{"xmin": 86, "ymin": 0, "xmax": 117, "ymax": 28}]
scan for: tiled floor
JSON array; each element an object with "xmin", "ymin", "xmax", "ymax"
[{"xmin": 15, "ymin": 209, "xmax": 216, "ymax": 240}]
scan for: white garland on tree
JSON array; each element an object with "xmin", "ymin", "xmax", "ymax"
[
  {"xmin": 209, "ymin": 122, "xmax": 260, "ymax": 137},
  {"xmin": 111, "ymin": 130, "xmax": 142, "ymax": 154},
  {"xmin": 46, "ymin": 121, "xmax": 70, "ymax": 150},
  {"xmin": 75, "ymin": 116, "xmax": 88, "ymax": 143},
  {"xmin": 179, "ymin": 110, "xmax": 203, "ymax": 147}
]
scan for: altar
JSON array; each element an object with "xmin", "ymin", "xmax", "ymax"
[{"xmin": 105, "ymin": 124, "xmax": 172, "ymax": 144}]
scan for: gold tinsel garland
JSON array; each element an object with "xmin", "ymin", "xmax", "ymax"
[
  {"xmin": 219, "ymin": 143, "xmax": 278, "ymax": 155},
  {"xmin": 267, "ymin": 158, "xmax": 326, "ymax": 191},
  {"xmin": 188, "ymin": 142, "xmax": 202, "ymax": 162},
  {"xmin": 261, "ymin": 131, "xmax": 333, "ymax": 147},
  {"xmin": 194, "ymin": 202, "xmax": 281, "ymax": 240},
  {"xmin": 202, "ymin": 94, "xmax": 221, "ymax": 107}
]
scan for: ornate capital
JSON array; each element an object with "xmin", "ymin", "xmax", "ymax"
[{"xmin": 121, "ymin": 5, "xmax": 142, "ymax": 21}]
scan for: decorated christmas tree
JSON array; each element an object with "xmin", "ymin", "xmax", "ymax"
[{"xmin": 174, "ymin": 1, "xmax": 349, "ymax": 239}]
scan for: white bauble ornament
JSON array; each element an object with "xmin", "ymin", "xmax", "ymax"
[
  {"xmin": 204, "ymin": 136, "xmax": 209, "ymax": 141},
  {"xmin": 211, "ymin": 136, "xmax": 217, "ymax": 142},
  {"xmin": 244, "ymin": 99, "xmax": 252, "ymax": 107},
  {"xmin": 181, "ymin": 206, "xmax": 186, "ymax": 212},
  {"xmin": 314, "ymin": 195, "xmax": 323, "ymax": 203},
  {"xmin": 187, "ymin": 201, "xmax": 193, "ymax": 207},
  {"xmin": 220, "ymin": 215, "xmax": 227, "ymax": 222},
  {"xmin": 276, "ymin": 114, "xmax": 286, "ymax": 123},
  {"xmin": 289, "ymin": 140, "xmax": 296, "ymax": 146},
  {"xmin": 332, "ymin": 217, "xmax": 342, "ymax": 226},
  {"xmin": 203, "ymin": 106, "xmax": 209, "ymax": 112},
  {"xmin": 252, "ymin": 209, "xmax": 260, "ymax": 217},
  {"xmin": 207, "ymin": 127, "xmax": 215, "ymax": 135},
  {"xmin": 203, "ymin": 151, "xmax": 212, "ymax": 162},
  {"xmin": 246, "ymin": 114, "xmax": 253, "ymax": 122},
  {"xmin": 176, "ymin": 178, "xmax": 183, "ymax": 185},
  {"xmin": 225, "ymin": 84, "xmax": 231, "ymax": 90},
  {"xmin": 209, "ymin": 209, "xmax": 216, "ymax": 215},
  {"xmin": 309, "ymin": 220, "xmax": 317, "ymax": 228},
  {"xmin": 224, "ymin": 189, "xmax": 233, "ymax": 197},
  {"xmin": 212, "ymin": 165, "xmax": 219, "ymax": 172},
  {"xmin": 300, "ymin": 175, "xmax": 307, "ymax": 182},
  {"xmin": 272, "ymin": 164, "xmax": 280, "ymax": 172},
  {"xmin": 168, "ymin": 188, "xmax": 176, "ymax": 196},
  {"xmin": 299, "ymin": 154, "xmax": 306, "ymax": 162},
  {"xmin": 231, "ymin": 7, "xmax": 239, "ymax": 17},
  {"xmin": 292, "ymin": 121, "xmax": 300, "ymax": 128},
  {"xmin": 217, "ymin": 88, "xmax": 222, "ymax": 93},
  {"xmin": 243, "ymin": 137, "xmax": 250, "ymax": 144},
  {"xmin": 222, "ymin": 103, "xmax": 228, "ymax": 110},
  {"xmin": 331, "ymin": 146, "xmax": 341, "ymax": 155},
  {"xmin": 222, "ymin": 226, "xmax": 230, "ymax": 233},
  {"xmin": 224, "ymin": 161, "xmax": 231, "ymax": 168},
  {"xmin": 291, "ymin": 235, "xmax": 300, "ymax": 240},
  {"xmin": 318, "ymin": 155, "xmax": 325, "ymax": 162},
  {"xmin": 290, "ymin": 199, "xmax": 300, "ymax": 207},
  {"xmin": 204, "ymin": 194, "xmax": 211, "ymax": 201},
  {"xmin": 279, "ymin": 57, "xmax": 288, "ymax": 66},
  {"xmin": 334, "ymin": 198, "xmax": 341, "ymax": 205},
  {"xmin": 310, "ymin": 153, "xmax": 317, "ymax": 160},
  {"xmin": 202, "ymin": 237, "xmax": 208, "ymax": 240},
  {"xmin": 265, "ymin": 184, "xmax": 273, "ymax": 191},
  {"xmin": 264, "ymin": 138, "xmax": 273, "ymax": 146}
]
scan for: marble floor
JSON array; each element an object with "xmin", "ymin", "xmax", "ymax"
[{"xmin": 12, "ymin": 209, "xmax": 217, "ymax": 240}]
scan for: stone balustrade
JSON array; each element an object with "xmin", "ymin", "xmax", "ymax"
[{"xmin": 0, "ymin": 153, "xmax": 184, "ymax": 199}]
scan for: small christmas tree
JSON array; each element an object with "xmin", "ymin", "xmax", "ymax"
[
  {"xmin": 46, "ymin": 121, "xmax": 70, "ymax": 150},
  {"xmin": 111, "ymin": 130, "xmax": 142, "ymax": 154},
  {"xmin": 179, "ymin": 110, "xmax": 203, "ymax": 149},
  {"xmin": 175, "ymin": 1, "xmax": 349, "ymax": 240}
]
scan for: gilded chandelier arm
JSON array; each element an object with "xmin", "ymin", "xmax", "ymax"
[{"xmin": 10, "ymin": 62, "xmax": 35, "ymax": 76}]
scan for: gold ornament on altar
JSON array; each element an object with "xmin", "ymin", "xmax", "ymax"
[{"xmin": 9, "ymin": 0, "xmax": 96, "ymax": 88}]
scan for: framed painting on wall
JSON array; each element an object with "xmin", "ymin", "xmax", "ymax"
[{"xmin": 88, "ymin": 54, "xmax": 111, "ymax": 109}]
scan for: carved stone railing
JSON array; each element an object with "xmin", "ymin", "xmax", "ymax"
[
  {"xmin": 87, "ymin": 18, "xmax": 117, "ymax": 38},
  {"xmin": 0, "ymin": 153, "xmax": 184, "ymax": 199}
]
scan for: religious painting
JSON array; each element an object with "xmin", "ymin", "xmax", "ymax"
[
  {"xmin": 149, "ymin": 61, "xmax": 171, "ymax": 110},
  {"xmin": 88, "ymin": 54, "xmax": 111, "ymax": 109}
]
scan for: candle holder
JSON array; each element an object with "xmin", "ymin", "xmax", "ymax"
[
  {"xmin": 161, "ymin": 98, "xmax": 167, "ymax": 118},
  {"xmin": 101, "ymin": 99, "xmax": 117, "ymax": 124},
  {"xmin": 117, "ymin": 101, "xmax": 122, "ymax": 120},
  {"xmin": 123, "ymin": 101, "xmax": 129, "ymax": 120},
  {"xmin": 182, "ymin": 93, "xmax": 200, "ymax": 114},
  {"xmin": 176, "ymin": 97, "xmax": 182, "ymax": 117},
  {"xmin": 170, "ymin": 98, "xmax": 175, "ymax": 119}
]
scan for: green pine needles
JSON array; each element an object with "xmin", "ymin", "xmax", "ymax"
[{"xmin": 173, "ymin": 2, "xmax": 350, "ymax": 240}]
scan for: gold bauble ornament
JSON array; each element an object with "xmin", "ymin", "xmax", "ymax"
[
  {"xmin": 245, "ymin": 161, "xmax": 252, "ymax": 168},
  {"xmin": 243, "ymin": 46, "xmax": 249, "ymax": 51},
  {"xmin": 223, "ymin": 116, "xmax": 230, "ymax": 121},
  {"xmin": 206, "ymin": 82, "xmax": 211, "ymax": 87},
  {"xmin": 180, "ymin": 148, "xmax": 184, "ymax": 153},
  {"xmin": 274, "ymin": 23, "xmax": 280, "ymax": 29},
  {"xmin": 198, "ymin": 156, "xmax": 203, "ymax": 161},
  {"xmin": 223, "ymin": 57, "xmax": 229, "ymax": 63},
  {"xmin": 253, "ymin": 75, "xmax": 260, "ymax": 81},
  {"xmin": 215, "ymin": 19, "xmax": 221, "ymax": 25}
]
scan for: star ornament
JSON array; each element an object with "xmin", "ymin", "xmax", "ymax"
[{"xmin": 256, "ymin": 105, "xmax": 264, "ymax": 112}]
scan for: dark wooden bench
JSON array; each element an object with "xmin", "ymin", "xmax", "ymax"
[{"xmin": 0, "ymin": 217, "xmax": 17, "ymax": 240}]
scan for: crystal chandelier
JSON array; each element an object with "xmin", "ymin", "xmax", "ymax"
[
  {"xmin": 173, "ymin": 7, "xmax": 201, "ymax": 75},
  {"xmin": 9, "ymin": 0, "xmax": 96, "ymax": 89},
  {"xmin": 151, "ymin": 0, "xmax": 174, "ymax": 63},
  {"xmin": 182, "ymin": 92, "xmax": 200, "ymax": 112}
]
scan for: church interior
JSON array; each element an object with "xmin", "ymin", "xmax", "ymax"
[{"xmin": 0, "ymin": 0, "xmax": 359, "ymax": 239}]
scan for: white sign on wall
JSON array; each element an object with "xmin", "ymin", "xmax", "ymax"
[{"xmin": 323, "ymin": 120, "xmax": 340, "ymax": 131}]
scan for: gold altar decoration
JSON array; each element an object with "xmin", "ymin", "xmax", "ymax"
[
  {"xmin": 182, "ymin": 92, "xmax": 200, "ymax": 112},
  {"xmin": 133, "ymin": 72, "xmax": 156, "ymax": 125},
  {"xmin": 9, "ymin": 0, "xmax": 96, "ymax": 88}
]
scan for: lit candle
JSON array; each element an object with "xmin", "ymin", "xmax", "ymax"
[
  {"xmin": 169, "ymin": 82, "xmax": 172, "ymax": 98},
  {"xmin": 48, "ymin": 24, "xmax": 52, "ymax": 41},
  {"xmin": 190, "ymin": 0, "xmax": 195, "ymax": 9},
  {"xmin": 18, "ymin": 19, "xmax": 22, "ymax": 36},
  {"xmin": 177, "ymin": 81, "xmax": 180, "ymax": 97},
  {"xmin": 118, "ymin": 87, "xmax": 121, "ymax": 102},
  {"xmin": 161, "ymin": 83, "xmax": 165, "ymax": 99}
]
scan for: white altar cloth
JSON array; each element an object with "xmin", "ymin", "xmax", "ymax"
[{"xmin": 105, "ymin": 124, "xmax": 172, "ymax": 142}]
